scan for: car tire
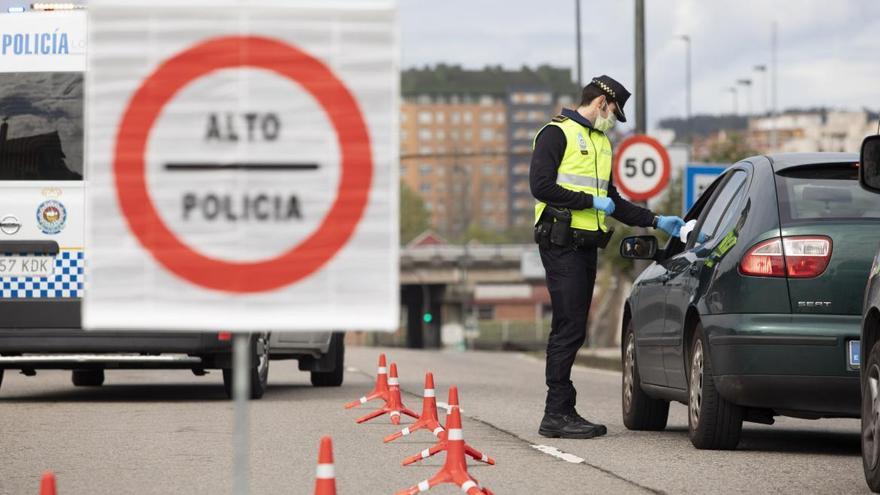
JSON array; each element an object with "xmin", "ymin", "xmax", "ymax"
[
  {"xmin": 688, "ymin": 323, "xmax": 743, "ymax": 450},
  {"xmin": 72, "ymin": 369, "xmax": 105, "ymax": 387},
  {"xmin": 311, "ymin": 333, "xmax": 345, "ymax": 387},
  {"xmin": 0, "ymin": 369, "xmax": 4, "ymax": 391},
  {"xmin": 861, "ymin": 340, "xmax": 880, "ymax": 492},
  {"xmin": 622, "ymin": 320, "xmax": 669, "ymax": 430},
  {"xmin": 222, "ymin": 333, "xmax": 270, "ymax": 400}
]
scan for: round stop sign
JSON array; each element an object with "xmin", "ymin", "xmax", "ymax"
[{"xmin": 612, "ymin": 135, "xmax": 671, "ymax": 202}]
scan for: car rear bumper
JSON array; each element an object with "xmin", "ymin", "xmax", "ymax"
[{"xmin": 702, "ymin": 313, "xmax": 861, "ymax": 417}]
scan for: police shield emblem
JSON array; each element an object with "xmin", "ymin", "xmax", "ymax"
[{"xmin": 577, "ymin": 133, "xmax": 589, "ymax": 155}]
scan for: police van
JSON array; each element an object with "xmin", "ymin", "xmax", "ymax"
[{"xmin": 0, "ymin": 9, "xmax": 344, "ymax": 398}]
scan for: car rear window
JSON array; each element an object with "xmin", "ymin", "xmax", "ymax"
[
  {"xmin": 775, "ymin": 164, "xmax": 880, "ymax": 223},
  {"xmin": 0, "ymin": 72, "xmax": 83, "ymax": 181}
]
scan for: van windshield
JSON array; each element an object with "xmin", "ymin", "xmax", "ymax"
[
  {"xmin": 0, "ymin": 72, "xmax": 83, "ymax": 180},
  {"xmin": 775, "ymin": 164, "xmax": 880, "ymax": 223}
]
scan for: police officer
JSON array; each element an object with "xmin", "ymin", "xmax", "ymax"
[{"xmin": 530, "ymin": 75, "xmax": 684, "ymax": 439}]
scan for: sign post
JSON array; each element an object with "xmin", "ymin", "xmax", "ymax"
[{"xmin": 86, "ymin": 3, "xmax": 398, "ymax": 493}]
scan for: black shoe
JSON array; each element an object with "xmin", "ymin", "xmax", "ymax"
[
  {"xmin": 570, "ymin": 410, "xmax": 608, "ymax": 434},
  {"xmin": 539, "ymin": 412, "xmax": 607, "ymax": 439}
]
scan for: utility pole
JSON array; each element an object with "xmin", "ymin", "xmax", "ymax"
[
  {"xmin": 737, "ymin": 79, "xmax": 752, "ymax": 116},
  {"xmin": 753, "ymin": 65, "xmax": 768, "ymax": 115},
  {"xmin": 634, "ymin": 0, "xmax": 646, "ymax": 134},
  {"xmin": 727, "ymin": 87, "xmax": 738, "ymax": 115},
  {"xmin": 575, "ymin": 0, "xmax": 582, "ymax": 90},
  {"xmin": 770, "ymin": 21, "xmax": 778, "ymax": 150},
  {"xmin": 678, "ymin": 34, "xmax": 691, "ymax": 144}
]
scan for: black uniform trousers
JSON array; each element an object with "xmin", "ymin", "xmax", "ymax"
[{"xmin": 539, "ymin": 242, "xmax": 598, "ymax": 415}]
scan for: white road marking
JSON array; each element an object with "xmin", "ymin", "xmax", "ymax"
[
  {"xmin": 530, "ymin": 444, "xmax": 586, "ymax": 464},
  {"xmin": 346, "ymin": 366, "xmax": 359, "ymax": 373}
]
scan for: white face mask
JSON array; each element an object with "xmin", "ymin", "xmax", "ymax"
[{"xmin": 594, "ymin": 102, "xmax": 617, "ymax": 133}]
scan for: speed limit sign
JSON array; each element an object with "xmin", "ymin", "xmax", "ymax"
[{"xmin": 613, "ymin": 135, "xmax": 671, "ymax": 201}]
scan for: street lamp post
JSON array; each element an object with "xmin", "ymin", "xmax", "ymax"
[
  {"xmin": 726, "ymin": 87, "xmax": 738, "ymax": 115},
  {"xmin": 753, "ymin": 65, "xmax": 768, "ymax": 115},
  {"xmin": 575, "ymin": 0, "xmax": 582, "ymax": 90},
  {"xmin": 736, "ymin": 78, "xmax": 752, "ymax": 116},
  {"xmin": 678, "ymin": 34, "xmax": 692, "ymax": 144}
]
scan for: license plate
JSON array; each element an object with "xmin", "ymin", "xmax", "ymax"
[
  {"xmin": 0, "ymin": 256, "xmax": 55, "ymax": 278},
  {"xmin": 848, "ymin": 340, "xmax": 861, "ymax": 369}
]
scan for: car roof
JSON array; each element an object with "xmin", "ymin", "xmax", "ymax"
[{"xmin": 760, "ymin": 152, "xmax": 859, "ymax": 173}]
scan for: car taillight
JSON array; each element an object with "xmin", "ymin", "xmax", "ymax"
[
  {"xmin": 740, "ymin": 236, "xmax": 832, "ymax": 278},
  {"xmin": 782, "ymin": 236, "xmax": 832, "ymax": 278}
]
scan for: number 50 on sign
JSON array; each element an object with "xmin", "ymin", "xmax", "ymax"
[{"xmin": 612, "ymin": 135, "xmax": 671, "ymax": 202}]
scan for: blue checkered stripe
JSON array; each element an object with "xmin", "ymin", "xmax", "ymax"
[{"xmin": 0, "ymin": 251, "xmax": 84, "ymax": 299}]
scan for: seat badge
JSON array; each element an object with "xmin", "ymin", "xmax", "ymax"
[{"xmin": 577, "ymin": 134, "xmax": 589, "ymax": 155}]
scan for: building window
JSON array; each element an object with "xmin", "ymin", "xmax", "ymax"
[
  {"xmin": 435, "ymin": 111, "xmax": 445, "ymax": 123},
  {"xmin": 480, "ymin": 113, "xmax": 494, "ymax": 124},
  {"xmin": 513, "ymin": 163, "xmax": 529, "ymax": 175},
  {"xmin": 400, "ymin": 165, "xmax": 407, "ymax": 176},
  {"xmin": 400, "ymin": 130, "xmax": 408, "ymax": 141},
  {"xmin": 417, "ymin": 111, "xmax": 433, "ymax": 124},
  {"xmin": 419, "ymin": 146, "xmax": 433, "ymax": 155},
  {"xmin": 436, "ymin": 130, "xmax": 446, "ymax": 140},
  {"xmin": 400, "ymin": 112, "xmax": 408, "ymax": 123},
  {"xmin": 463, "ymin": 112, "xmax": 473, "ymax": 123},
  {"xmin": 451, "ymin": 112, "xmax": 461, "ymax": 124},
  {"xmin": 479, "ymin": 95, "xmax": 494, "ymax": 106},
  {"xmin": 424, "ymin": 201, "xmax": 433, "ymax": 212},
  {"xmin": 482, "ymin": 164, "xmax": 495, "ymax": 176},
  {"xmin": 481, "ymin": 200, "xmax": 494, "ymax": 211},
  {"xmin": 420, "ymin": 182, "xmax": 432, "ymax": 193},
  {"xmin": 480, "ymin": 129, "xmax": 495, "ymax": 142},
  {"xmin": 417, "ymin": 95, "xmax": 432, "ymax": 104},
  {"xmin": 418, "ymin": 128, "xmax": 433, "ymax": 141},
  {"xmin": 463, "ymin": 130, "xmax": 473, "ymax": 140},
  {"xmin": 496, "ymin": 112, "xmax": 505, "ymax": 124},
  {"xmin": 450, "ymin": 130, "xmax": 460, "ymax": 140},
  {"xmin": 476, "ymin": 305, "xmax": 494, "ymax": 320},
  {"xmin": 419, "ymin": 164, "xmax": 432, "ymax": 176}
]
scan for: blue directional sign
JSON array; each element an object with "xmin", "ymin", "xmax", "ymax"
[{"xmin": 683, "ymin": 164, "xmax": 728, "ymax": 215}]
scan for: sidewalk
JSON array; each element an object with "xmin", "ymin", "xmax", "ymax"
[{"xmin": 574, "ymin": 347, "xmax": 621, "ymax": 372}]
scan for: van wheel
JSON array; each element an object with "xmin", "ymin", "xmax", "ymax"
[
  {"xmin": 72, "ymin": 369, "xmax": 105, "ymax": 387},
  {"xmin": 622, "ymin": 320, "xmax": 669, "ymax": 430},
  {"xmin": 311, "ymin": 333, "xmax": 345, "ymax": 387},
  {"xmin": 688, "ymin": 323, "xmax": 742, "ymax": 450},
  {"xmin": 223, "ymin": 333, "xmax": 270, "ymax": 400},
  {"xmin": 861, "ymin": 340, "xmax": 880, "ymax": 492}
]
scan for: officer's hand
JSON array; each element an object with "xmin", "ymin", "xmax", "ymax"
[
  {"xmin": 656, "ymin": 215, "xmax": 685, "ymax": 237},
  {"xmin": 593, "ymin": 196, "xmax": 616, "ymax": 215}
]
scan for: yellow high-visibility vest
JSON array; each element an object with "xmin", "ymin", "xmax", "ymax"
[{"xmin": 533, "ymin": 115, "xmax": 612, "ymax": 231}]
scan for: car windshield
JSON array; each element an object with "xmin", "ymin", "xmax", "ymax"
[
  {"xmin": 775, "ymin": 164, "xmax": 880, "ymax": 224},
  {"xmin": 0, "ymin": 72, "xmax": 84, "ymax": 181}
]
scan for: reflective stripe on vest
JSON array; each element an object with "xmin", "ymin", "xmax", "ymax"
[{"xmin": 533, "ymin": 118, "xmax": 613, "ymax": 231}]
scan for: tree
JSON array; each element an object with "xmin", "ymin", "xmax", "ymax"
[
  {"xmin": 400, "ymin": 181, "xmax": 430, "ymax": 245},
  {"xmin": 702, "ymin": 132, "xmax": 759, "ymax": 163}
]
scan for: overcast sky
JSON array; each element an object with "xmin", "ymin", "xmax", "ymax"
[
  {"xmin": 400, "ymin": 0, "xmax": 880, "ymax": 129},
  {"xmin": 2, "ymin": 1, "xmax": 877, "ymax": 130}
]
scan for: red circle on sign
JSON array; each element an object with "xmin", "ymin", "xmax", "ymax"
[
  {"xmin": 113, "ymin": 36, "xmax": 372, "ymax": 293},
  {"xmin": 612, "ymin": 134, "xmax": 671, "ymax": 202}
]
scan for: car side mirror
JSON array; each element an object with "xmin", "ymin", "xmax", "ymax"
[
  {"xmin": 860, "ymin": 135, "xmax": 880, "ymax": 193},
  {"xmin": 620, "ymin": 235, "xmax": 659, "ymax": 260}
]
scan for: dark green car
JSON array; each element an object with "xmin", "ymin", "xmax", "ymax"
[
  {"xmin": 857, "ymin": 135, "xmax": 880, "ymax": 492},
  {"xmin": 620, "ymin": 152, "xmax": 880, "ymax": 450}
]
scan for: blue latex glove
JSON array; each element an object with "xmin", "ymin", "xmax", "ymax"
[
  {"xmin": 592, "ymin": 196, "xmax": 616, "ymax": 215},
  {"xmin": 656, "ymin": 215, "xmax": 686, "ymax": 237}
]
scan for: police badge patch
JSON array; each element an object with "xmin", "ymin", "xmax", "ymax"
[
  {"xmin": 577, "ymin": 133, "xmax": 589, "ymax": 155},
  {"xmin": 36, "ymin": 200, "xmax": 67, "ymax": 235}
]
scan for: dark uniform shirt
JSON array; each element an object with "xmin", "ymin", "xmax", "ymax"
[{"xmin": 529, "ymin": 108, "xmax": 655, "ymax": 228}]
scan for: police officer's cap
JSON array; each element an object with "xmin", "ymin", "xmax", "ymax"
[{"xmin": 588, "ymin": 75, "xmax": 631, "ymax": 123}]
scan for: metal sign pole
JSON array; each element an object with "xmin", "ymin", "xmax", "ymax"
[{"xmin": 233, "ymin": 333, "xmax": 251, "ymax": 494}]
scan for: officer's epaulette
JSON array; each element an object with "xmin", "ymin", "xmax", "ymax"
[{"xmin": 551, "ymin": 114, "xmax": 569, "ymax": 123}]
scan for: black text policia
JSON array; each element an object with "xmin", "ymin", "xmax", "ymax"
[{"xmin": 179, "ymin": 112, "xmax": 303, "ymax": 222}]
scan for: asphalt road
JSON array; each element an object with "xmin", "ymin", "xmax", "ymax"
[{"xmin": 0, "ymin": 346, "xmax": 868, "ymax": 494}]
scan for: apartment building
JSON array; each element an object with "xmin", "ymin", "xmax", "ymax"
[{"xmin": 400, "ymin": 65, "xmax": 578, "ymax": 236}]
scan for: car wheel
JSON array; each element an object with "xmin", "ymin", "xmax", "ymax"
[
  {"xmin": 688, "ymin": 323, "xmax": 742, "ymax": 450},
  {"xmin": 861, "ymin": 340, "xmax": 880, "ymax": 492},
  {"xmin": 223, "ymin": 333, "xmax": 270, "ymax": 400},
  {"xmin": 311, "ymin": 333, "xmax": 345, "ymax": 387},
  {"xmin": 622, "ymin": 320, "xmax": 669, "ymax": 430},
  {"xmin": 72, "ymin": 369, "xmax": 105, "ymax": 387}
]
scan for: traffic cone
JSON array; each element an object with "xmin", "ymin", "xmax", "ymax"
[
  {"xmin": 356, "ymin": 363, "xmax": 419, "ymax": 425},
  {"xmin": 402, "ymin": 386, "xmax": 495, "ymax": 466},
  {"xmin": 384, "ymin": 372, "xmax": 444, "ymax": 443},
  {"xmin": 394, "ymin": 386, "xmax": 495, "ymax": 495},
  {"xmin": 314, "ymin": 436, "xmax": 336, "ymax": 495},
  {"xmin": 344, "ymin": 353, "xmax": 389, "ymax": 409},
  {"xmin": 39, "ymin": 472, "xmax": 56, "ymax": 495}
]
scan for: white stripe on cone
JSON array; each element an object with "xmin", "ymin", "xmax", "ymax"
[
  {"xmin": 401, "ymin": 427, "xmax": 411, "ymax": 436},
  {"xmin": 448, "ymin": 428, "xmax": 463, "ymax": 441},
  {"xmin": 316, "ymin": 463, "xmax": 335, "ymax": 479},
  {"xmin": 461, "ymin": 480, "xmax": 477, "ymax": 492},
  {"xmin": 378, "ymin": 367, "xmax": 387, "ymax": 374},
  {"xmin": 420, "ymin": 448, "xmax": 431, "ymax": 459},
  {"xmin": 424, "ymin": 389, "xmax": 435, "ymax": 397},
  {"xmin": 418, "ymin": 480, "xmax": 430, "ymax": 492},
  {"xmin": 359, "ymin": 396, "xmax": 367, "ymax": 404},
  {"xmin": 432, "ymin": 427, "xmax": 444, "ymax": 437},
  {"xmin": 389, "ymin": 378, "xmax": 399, "ymax": 386}
]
